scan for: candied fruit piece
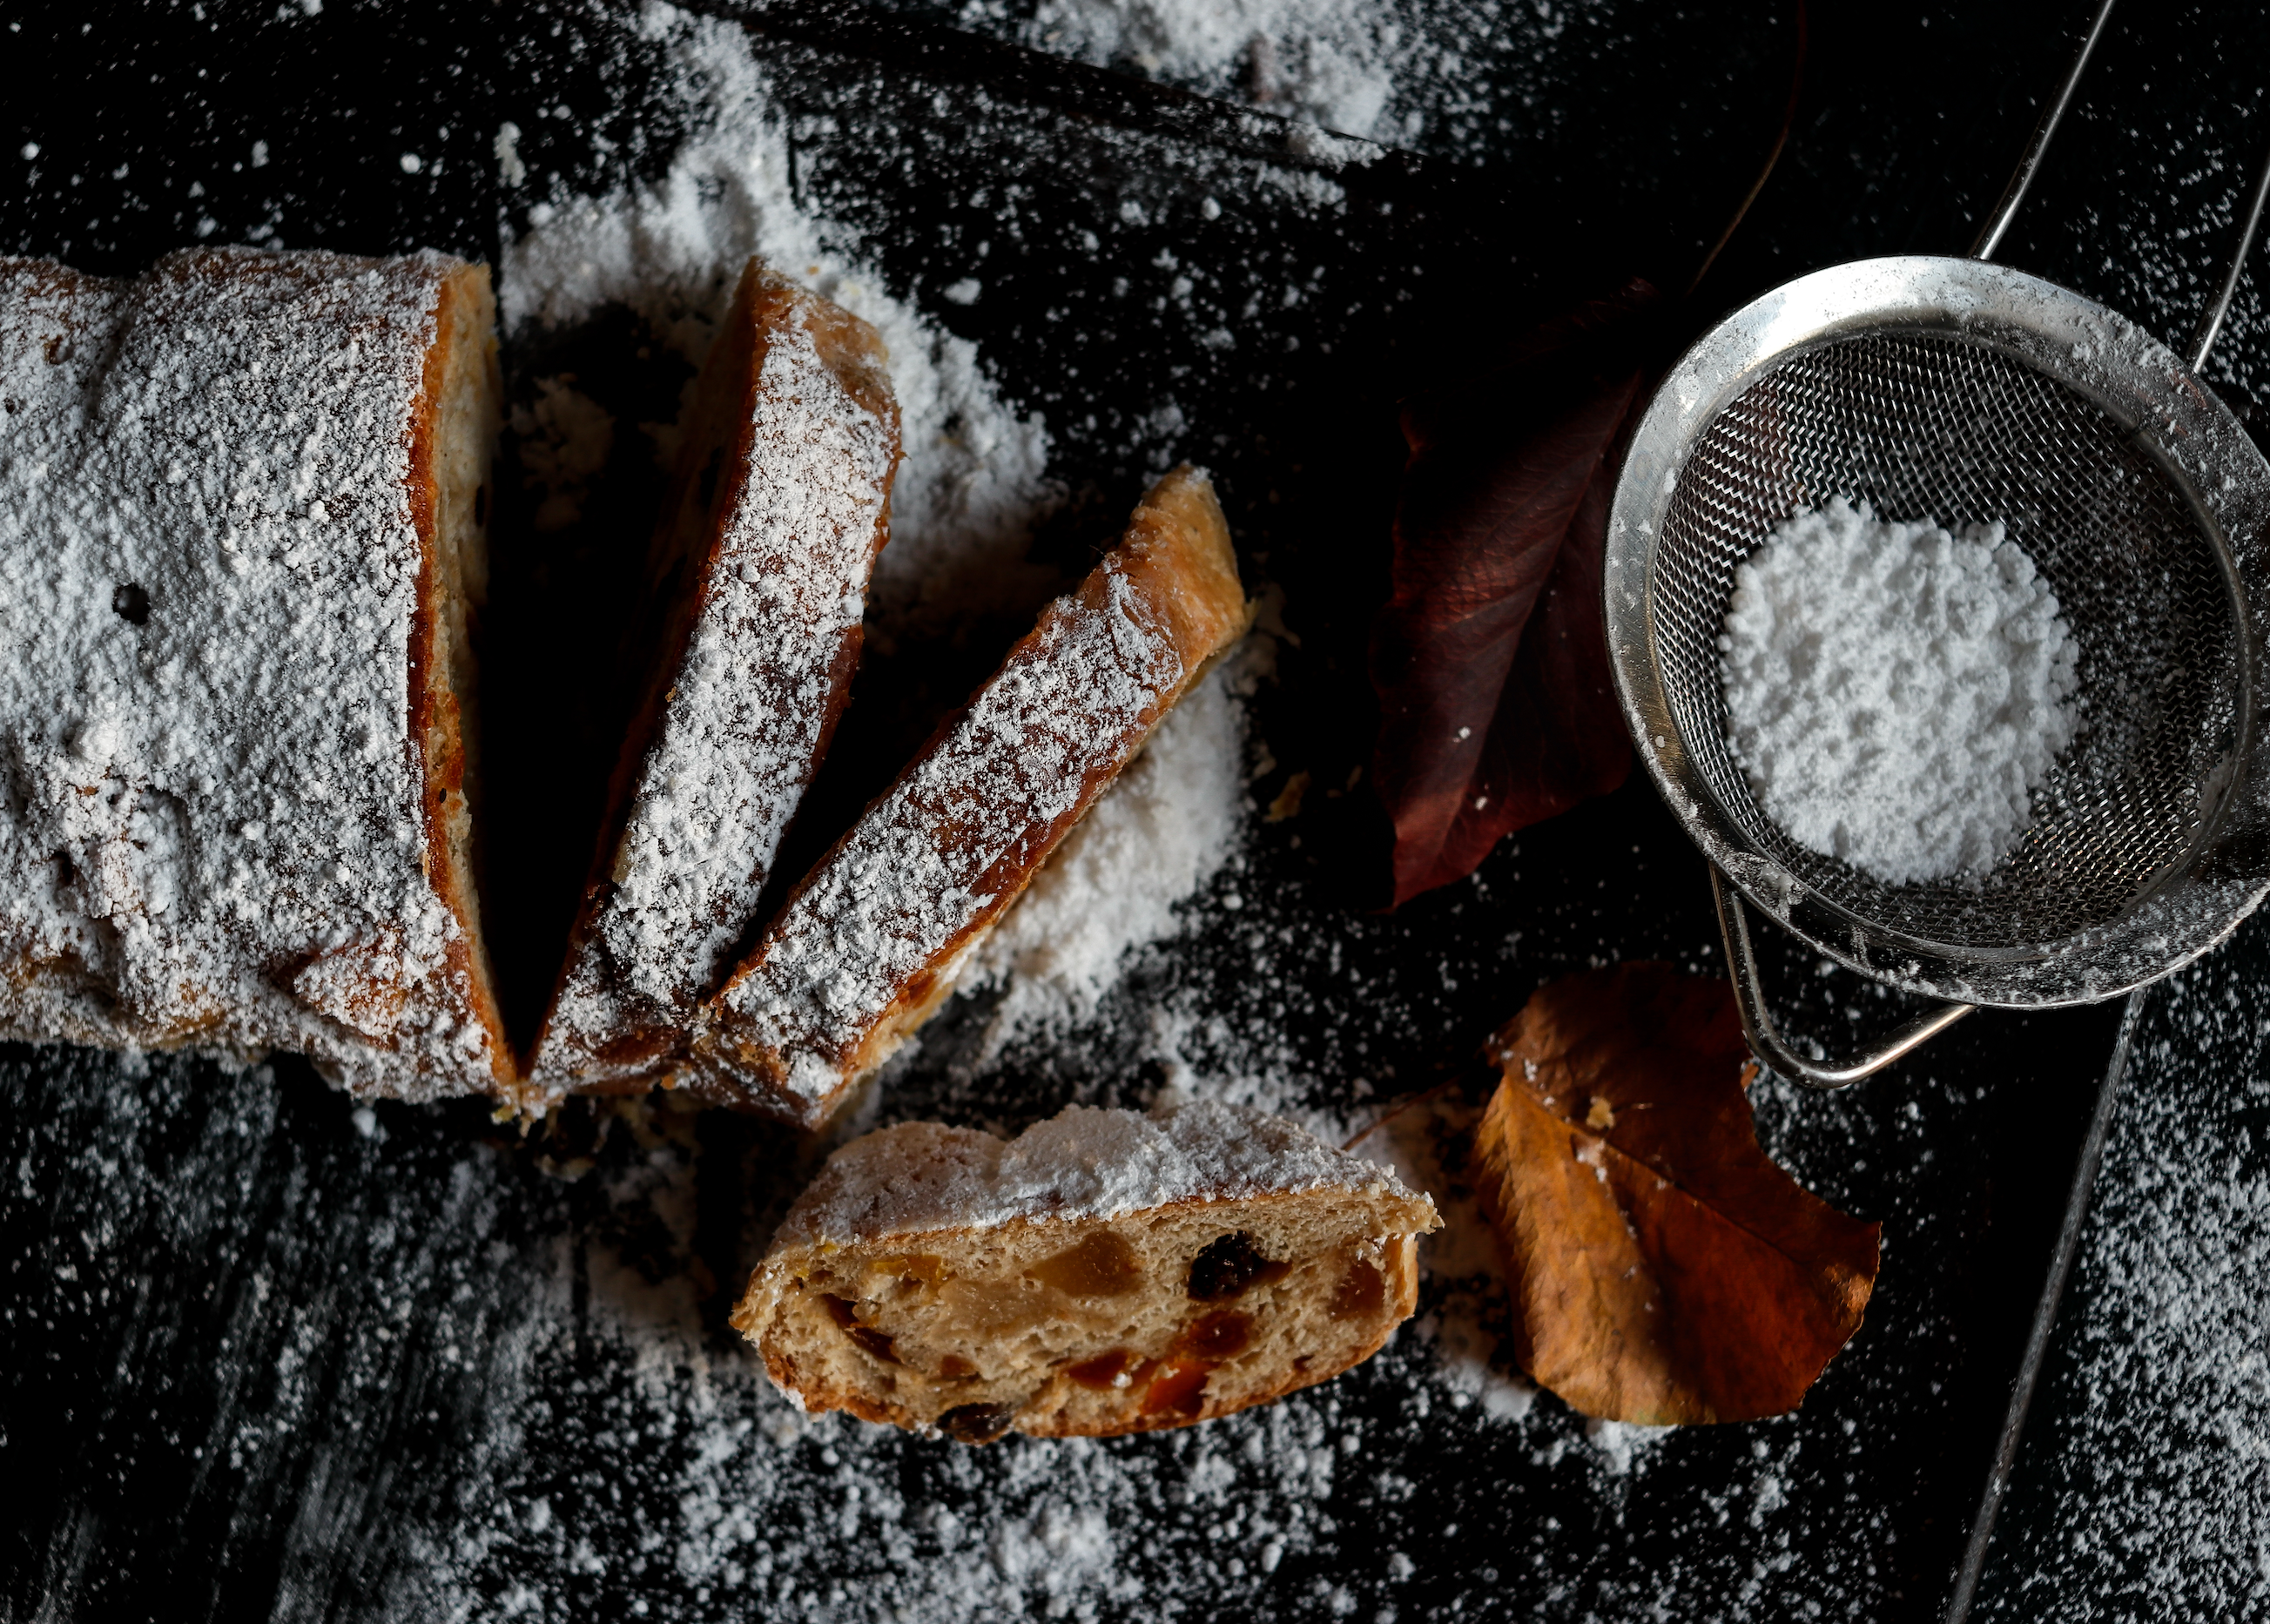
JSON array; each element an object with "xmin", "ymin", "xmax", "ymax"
[
  {"xmin": 938, "ymin": 1402, "xmax": 1017, "ymax": 1445},
  {"xmin": 1172, "ymin": 1309, "xmax": 1253, "ymax": 1361},
  {"xmin": 1067, "ymin": 1348, "xmax": 1153, "ymax": 1391},
  {"xmin": 1327, "ymin": 1256, "xmax": 1386, "ymax": 1321},
  {"xmin": 1187, "ymin": 1231, "xmax": 1290, "ymax": 1301},
  {"xmin": 1140, "ymin": 1360, "xmax": 1209, "ymax": 1418},
  {"xmin": 870, "ymin": 1252, "xmax": 947, "ymax": 1285},
  {"xmin": 938, "ymin": 1354, "xmax": 978, "ymax": 1380},
  {"xmin": 1027, "ymin": 1230, "xmax": 1144, "ymax": 1298},
  {"xmin": 821, "ymin": 1292, "xmax": 900, "ymax": 1362},
  {"xmin": 936, "ymin": 1277, "xmax": 1053, "ymax": 1338}
]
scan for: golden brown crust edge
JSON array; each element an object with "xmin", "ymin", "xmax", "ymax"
[
  {"xmin": 1116, "ymin": 463, "xmax": 1249, "ymax": 680},
  {"xmin": 408, "ymin": 260, "xmax": 515, "ymax": 1094}
]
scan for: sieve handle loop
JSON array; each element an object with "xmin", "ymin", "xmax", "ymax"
[
  {"xmin": 1969, "ymin": 0, "xmax": 2118, "ymax": 263},
  {"xmin": 2189, "ymin": 131, "xmax": 2270, "ymax": 370},
  {"xmin": 1711, "ymin": 867, "xmax": 1976, "ymax": 1090}
]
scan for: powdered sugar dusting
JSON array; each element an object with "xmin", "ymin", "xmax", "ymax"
[
  {"xmin": 1969, "ymin": 947, "xmax": 2270, "ymax": 1615},
  {"xmin": 778, "ymin": 1098, "xmax": 1426, "ymax": 1246},
  {"xmin": 0, "ymin": 249, "xmax": 497, "ymax": 1095},
  {"xmin": 1720, "ymin": 497, "xmax": 2080, "ymax": 884},
  {"xmin": 970, "ymin": 0, "xmax": 1475, "ymax": 147},
  {"xmin": 1007, "ymin": 0, "xmax": 1397, "ymax": 137}
]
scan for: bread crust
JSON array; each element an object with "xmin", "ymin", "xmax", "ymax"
[
  {"xmin": 690, "ymin": 466, "xmax": 1252, "ymax": 1127},
  {"xmin": 408, "ymin": 261, "xmax": 514, "ymax": 1092}
]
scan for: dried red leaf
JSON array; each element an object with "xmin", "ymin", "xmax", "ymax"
[
  {"xmin": 1369, "ymin": 280, "xmax": 1659, "ymax": 907},
  {"xmin": 1469, "ymin": 963, "xmax": 1880, "ymax": 1425}
]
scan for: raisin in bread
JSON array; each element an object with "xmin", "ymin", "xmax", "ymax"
[
  {"xmin": 526, "ymin": 259, "xmax": 899, "ymax": 1099},
  {"xmin": 0, "ymin": 247, "xmax": 509, "ymax": 1098},
  {"xmin": 691, "ymin": 467, "xmax": 1251, "ymax": 1127},
  {"xmin": 732, "ymin": 1101, "xmax": 1440, "ymax": 1441}
]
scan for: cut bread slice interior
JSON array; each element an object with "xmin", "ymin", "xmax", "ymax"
[
  {"xmin": 692, "ymin": 466, "xmax": 1251, "ymax": 1128},
  {"xmin": 525, "ymin": 259, "xmax": 899, "ymax": 1100},
  {"xmin": 733, "ymin": 1102, "xmax": 1440, "ymax": 1441},
  {"xmin": 411, "ymin": 259, "xmax": 513, "ymax": 1093}
]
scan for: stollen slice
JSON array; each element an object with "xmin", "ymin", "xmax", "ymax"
[
  {"xmin": 527, "ymin": 259, "xmax": 899, "ymax": 1100},
  {"xmin": 732, "ymin": 1101, "xmax": 1441, "ymax": 1441},
  {"xmin": 690, "ymin": 464, "xmax": 1250, "ymax": 1127}
]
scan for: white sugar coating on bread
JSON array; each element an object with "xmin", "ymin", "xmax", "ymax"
[
  {"xmin": 964, "ymin": 650, "xmax": 1248, "ymax": 1040},
  {"xmin": 779, "ymin": 1100, "xmax": 1425, "ymax": 1245},
  {"xmin": 0, "ymin": 249, "xmax": 505, "ymax": 1095},
  {"xmin": 529, "ymin": 266, "xmax": 897, "ymax": 1092}
]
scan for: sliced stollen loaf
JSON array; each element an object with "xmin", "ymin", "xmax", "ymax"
[
  {"xmin": 0, "ymin": 247, "xmax": 509, "ymax": 1098},
  {"xmin": 733, "ymin": 1101, "xmax": 1441, "ymax": 1441},
  {"xmin": 690, "ymin": 466, "xmax": 1251, "ymax": 1127},
  {"xmin": 526, "ymin": 259, "xmax": 899, "ymax": 1100}
]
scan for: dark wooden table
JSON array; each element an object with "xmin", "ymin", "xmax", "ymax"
[{"xmin": 5, "ymin": 3, "xmax": 2266, "ymax": 1618}]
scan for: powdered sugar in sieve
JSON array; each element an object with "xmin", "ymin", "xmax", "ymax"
[{"xmin": 1718, "ymin": 498, "xmax": 2081, "ymax": 887}]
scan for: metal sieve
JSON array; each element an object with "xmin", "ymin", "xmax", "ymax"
[{"xmin": 1605, "ymin": 7, "xmax": 2270, "ymax": 1087}]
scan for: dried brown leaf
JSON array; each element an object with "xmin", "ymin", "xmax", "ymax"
[
  {"xmin": 1470, "ymin": 962, "xmax": 1880, "ymax": 1424},
  {"xmin": 1367, "ymin": 282, "xmax": 1657, "ymax": 908}
]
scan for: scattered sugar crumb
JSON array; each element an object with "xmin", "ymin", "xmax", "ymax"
[{"xmin": 979, "ymin": 0, "xmax": 1411, "ymax": 143}]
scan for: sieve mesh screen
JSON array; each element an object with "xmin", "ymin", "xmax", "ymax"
[{"xmin": 1654, "ymin": 328, "xmax": 2242, "ymax": 951}]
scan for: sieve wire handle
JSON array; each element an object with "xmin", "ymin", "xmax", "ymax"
[
  {"xmin": 1969, "ymin": 0, "xmax": 2118, "ymax": 263},
  {"xmin": 2189, "ymin": 131, "xmax": 2270, "ymax": 370},
  {"xmin": 1711, "ymin": 867, "xmax": 1976, "ymax": 1090},
  {"xmin": 1971, "ymin": 0, "xmax": 2269, "ymax": 367}
]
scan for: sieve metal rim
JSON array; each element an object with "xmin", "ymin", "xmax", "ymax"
[{"xmin": 1605, "ymin": 254, "xmax": 2270, "ymax": 1008}]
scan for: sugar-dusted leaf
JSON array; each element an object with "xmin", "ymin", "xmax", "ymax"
[
  {"xmin": 1469, "ymin": 962, "xmax": 1879, "ymax": 1425},
  {"xmin": 1368, "ymin": 281, "xmax": 1657, "ymax": 909}
]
